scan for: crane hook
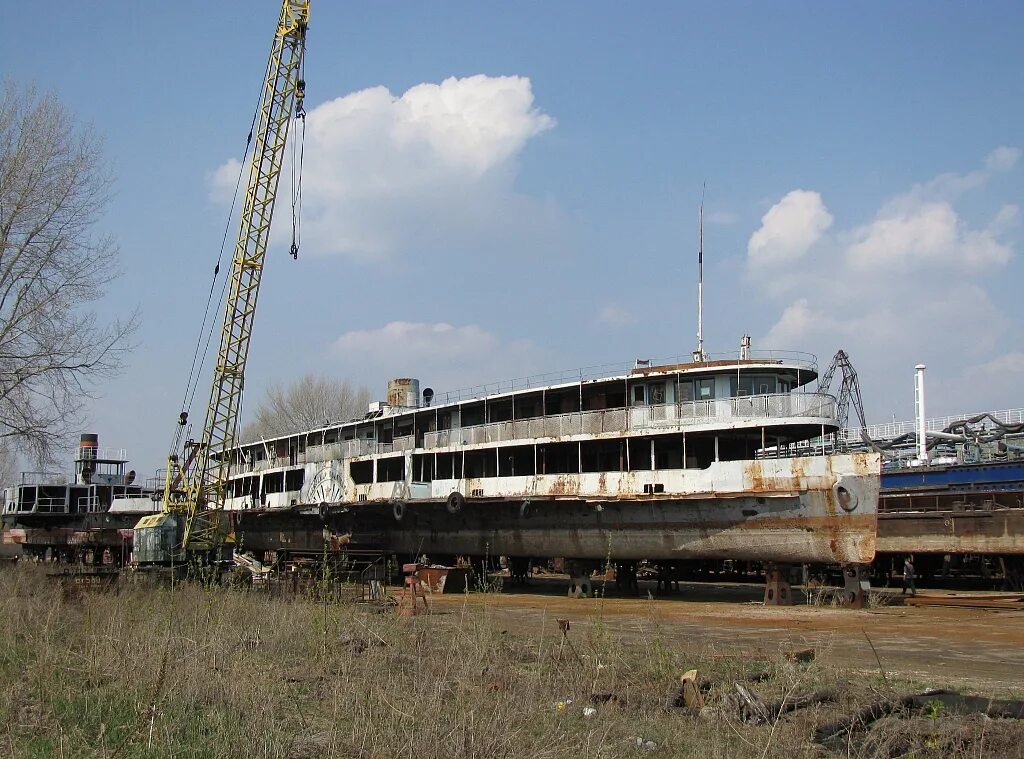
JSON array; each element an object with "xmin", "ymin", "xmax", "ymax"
[{"xmin": 296, "ymin": 78, "xmax": 306, "ymax": 118}]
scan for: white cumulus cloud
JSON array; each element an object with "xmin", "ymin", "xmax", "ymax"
[
  {"xmin": 330, "ymin": 321, "xmax": 549, "ymax": 396},
  {"xmin": 990, "ymin": 203, "xmax": 1020, "ymax": 234},
  {"xmin": 845, "ymin": 200, "xmax": 1011, "ymax": 272},
  {"xmin": 746, "ymin": 147, "xmax": 1020, "ymax": 420},
  {"xmin": 975, "ymin": 351, "xmax": 1024, "ymax": 375},
  {"xmin": 706, "ymin": 209, "xmax": 739, "ymax": 226},
  {"xmin": 760, "ymin": 299, "xmax": 818, "ymax": 347},
  {"xmin": 333, "ymin": 322, "xmax": 498, "ymax": 364},
  {"xmin": 985, "ymin": 146, "xmax": 1022, "ymax": 173},
  {"xmin": 747, "ymin": 190, "xmax": 833, "ymax": 267},
  {"xmin": 596, "ymin": 303, "xmax": 638, "ymax": 328},
  {"xmin": 211, "ymin": 75, "xmax": 556, "ymax": 259}
]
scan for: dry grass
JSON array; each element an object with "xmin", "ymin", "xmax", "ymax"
[{"xmin": 0, "ymin": 564, "xmax": 1020, "ymax": 758}]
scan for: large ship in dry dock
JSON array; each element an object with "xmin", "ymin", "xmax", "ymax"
[{"xmin": 225, "ymin": 340, "xmax": 881, "ymax": 566}]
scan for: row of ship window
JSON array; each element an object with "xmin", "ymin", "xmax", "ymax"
[{"xmin": 226, "ymin": 434, "xmax": 769, "ymax": 497}]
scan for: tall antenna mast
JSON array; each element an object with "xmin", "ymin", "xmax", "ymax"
[{"xmin": 694, "ymin": 182, "xmax": 706, "ymax": 362}]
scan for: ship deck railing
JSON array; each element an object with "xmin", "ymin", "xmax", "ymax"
[
  {"xmin": 880, "ymin": 493, "xmax": 1022, "ymax": 514},
  {"xmin": 26, "ymin": 496, "xmax": 72, "ymax": 513},
  {"xmin": 77, "ymin": 495, "xmax": 101, "ymax": 512},
  {"xmin": 421, "ymin": 393, "xmax": 835, "ymax": 450},
  {"xmin": 18, "ymin": 472, "xmax": 69, "ymax": 486},
  {"xmin": 849, "ymin": 408, "xmax": 1024, "ymax": 443},
  {"xmin": 75, "ymin": 447, "xmax": 129, "ymax": 462}
]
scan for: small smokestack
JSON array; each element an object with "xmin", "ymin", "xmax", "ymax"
[
  {"xmin": 79, "ymin": 433, "xmax": 98, "ymax": 459},
  {"xmin": 77, "ymin": 433, "xmax": 98, "ymax": 485},
  {"xmin": 386, "ymin": 378, "xmax": 421, "ymax": 409},
  {"xmin": 914, "ymin": 365, "xmax": 929, "ymax": 464}
]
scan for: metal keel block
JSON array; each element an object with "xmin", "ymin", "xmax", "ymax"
[
  {"xmin": 764, "ymin": 563, "xmax": 794, "ymax": 606},
  {"xmin": 842, "ymin": 563, "xmax": 871, "ymax": 608}
]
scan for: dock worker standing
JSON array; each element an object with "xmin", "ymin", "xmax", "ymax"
[{"xmin": 901, "ymin": 555, "xmax": 917, "ymax": 596}]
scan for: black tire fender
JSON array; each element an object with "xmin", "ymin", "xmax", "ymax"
[
  {"xmin": 519, "ymin": 499, "xmax": 533, "ymax": 519},
  {"xmin": 392, "ymin": 501, "xmax": 406, "ymax": 521},
  {"xmin": 446, "ymin": 491, "xmax": 465, "ymax": 514}
]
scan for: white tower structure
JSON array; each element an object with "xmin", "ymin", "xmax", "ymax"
[{"xmin": 914, "ymin": 364, "xmax": 929, "ymax": 465}]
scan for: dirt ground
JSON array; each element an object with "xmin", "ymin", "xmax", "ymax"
[{"xmin": 430, "ymin": 578, "xmax": 1024, "ymax": 691}]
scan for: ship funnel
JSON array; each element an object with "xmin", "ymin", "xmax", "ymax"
[
  {"xmin": 386, "ymin": 378, "xmax": 420, "ymax": 409},
  {"xmin": 77, "ymin": 433, "xmax": 98, "ymax": 484}
]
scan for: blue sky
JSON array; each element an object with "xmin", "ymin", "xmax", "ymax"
[{"xmin": 3, "ymin": 1, "xmax": 1022, "ymax": 474}]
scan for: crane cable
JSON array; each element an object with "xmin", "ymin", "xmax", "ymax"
[{"xmin": 289, "ymin": 44, "xmax": 306, "ymax": 260}]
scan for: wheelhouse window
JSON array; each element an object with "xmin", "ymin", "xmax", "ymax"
[
  {"xmin": 697, "ymin": 378, "xmax": 715, "ymax": 400},
  {"xmin": 677, "ymin": 380, "xmax": 695, "ymax": 403},
  {"xmin": 632, "ymin": 385, "xmax": 646, "ymax": 405},
  {"xmin": 736, "ymin": 375, "xmax": 781, "ymax": 396},
  {"xmin": 647, "ymin": 382, "xmax": 666, "ymax": 405}
]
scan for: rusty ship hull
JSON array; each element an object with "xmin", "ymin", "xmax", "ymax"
[{"xmin": 382, "ymin": 454, "xmax": 877, "ymax": 563}]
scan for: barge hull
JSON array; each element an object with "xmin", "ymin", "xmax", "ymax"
[{"xmin": 877, "ymin": 509, "xmax": 1024, "ymax": 555}]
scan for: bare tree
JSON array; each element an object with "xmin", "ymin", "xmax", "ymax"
[
  {"xmin": 0, "ymin": 82, "xmax": 137, "ymax": 462},
  {"xmin": 241, "ymin": 374, "xmax": 372, "ymax": 441},
  {"xmin": 0, "ymin": 443, "xmax": 17, "ymax": 489}
]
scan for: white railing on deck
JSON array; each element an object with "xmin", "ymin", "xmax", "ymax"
[
  {"xmin": 388, "ymin": 435, "xmax": 416, "ymax": 453},
  {"xmin": 77, "ymin": 495, "xmax": 100, "ymax": 512},
  {"xmin": 78, "ymin": 447, "xmax": 128, "ymax": 461},
  {"xmin": 34, "ymin": 496, "xmax": 70, "ymax": 512},
  {"xmin": 423, "ymin": 393, "xmax": 835, "ymax": 449},
  {"xmin": 849, "ymin": 407, "xmax": 1024, "ymax": 443},
  {"xmin": 19, "ymin": 472, "xmax": 68, "ymax": 486}
]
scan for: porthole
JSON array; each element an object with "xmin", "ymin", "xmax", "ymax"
[{"xmin": 834, "ymin": 481, "xmax": 858, "ymax": 512}]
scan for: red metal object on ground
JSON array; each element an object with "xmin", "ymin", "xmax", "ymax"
[
  {"xmin": 415, "ymin": 565, "xmax": 470, "ymax": 593},
  {"xmin": 397, "ymin": 563, "xmax": 429, "ymax": 616}
]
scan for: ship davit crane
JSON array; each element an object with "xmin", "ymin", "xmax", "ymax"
[
  {"xmin": 134, "ymin": 0, "xmax": 310, "ymax": 566},
  {"xmin": 818, "ymin": 349, "xmax": 878, "ymax": 452}
]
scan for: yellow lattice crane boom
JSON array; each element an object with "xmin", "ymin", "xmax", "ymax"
[{"xmin": 134, "ymin": 0, "xmax": 310, "ymax": 564}]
